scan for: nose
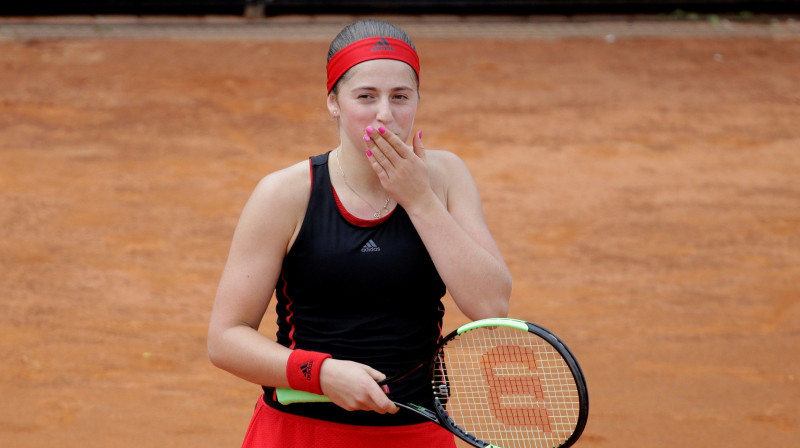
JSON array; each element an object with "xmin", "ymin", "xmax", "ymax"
[{"xmin": 375, "ymin": 97, "xmax": 393, "ymax": 124}]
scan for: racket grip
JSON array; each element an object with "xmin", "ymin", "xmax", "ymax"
[{"xmin": 276, "ymin": 387, "xmax": 331, "ymax": 404}]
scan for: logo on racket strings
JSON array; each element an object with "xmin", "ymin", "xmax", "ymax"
[{"xmin": 480, "ymin": 345, "xmax": 553, "ymax": 432}]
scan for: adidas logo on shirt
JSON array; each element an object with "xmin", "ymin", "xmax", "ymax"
[
  {"xmin": 361, "ymin": 239, "xmax": 381, "ymax": 253},
  {"xmin": 371, "ymin": 37, "xmax": 395, "ymax": 52}
]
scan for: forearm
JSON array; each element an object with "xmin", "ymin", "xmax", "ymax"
[
  {"xmin": 207, "ymin": 324, "xmax": 291, "ymax": 388},
  {"xmin": 207, "ymin": 324, "xmax": 397, "ymax": 413},
  {"xmin": 406, "ymin": 193, "xmax": 512, "ymax": 319}
]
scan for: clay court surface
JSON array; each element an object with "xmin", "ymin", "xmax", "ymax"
[{"xmin": 1, "ymin": 15, "xmax": 798, "ymax": 448}]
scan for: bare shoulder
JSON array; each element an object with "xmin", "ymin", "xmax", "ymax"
[
  {"xmin": 240, "ymin": 159, "xmax": 312, "ymax": 241},
  {"xmin": 425, "ymin": 149, "xmax": 475, "ymax": 192},
  {"xmin": 425, "ymin": 149, "xmax": 467, "ymax": 171},
  {"xmin": 252, "ymin": 159, "xmax": 311, "ymax": 205}
]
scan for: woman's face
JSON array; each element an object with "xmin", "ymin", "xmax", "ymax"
[{"xmin": 328, "ymin": 59, "xmax": 419, "ymax": 148}]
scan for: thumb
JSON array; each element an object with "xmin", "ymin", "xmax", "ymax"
[
  {"xmin": 364, "ymin": 366, "xmax": 391, "ymax": 394},
  {"xmin": 364, "ymin": 365, "xmax": 387, "ymax": 383},
  {"xmin": 412, "ymin": 130, "xmax": 425, "ymax": 161}
]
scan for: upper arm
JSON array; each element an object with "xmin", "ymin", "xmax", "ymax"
[
  {"xmin": 429, "ymin": 150, "xmax": 505, "ymax": 263},
  {"xmin": 209, "ymin": 162, "xmax": 310, "ymax": 334}
]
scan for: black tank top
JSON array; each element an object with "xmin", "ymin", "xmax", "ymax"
[{"xmin": 263, "ymin": 152, "xmax": 446, "ymax": 425}]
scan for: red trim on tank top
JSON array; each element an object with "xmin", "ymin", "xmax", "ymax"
[
  {"xmin": 331, "ymin": 185, "xmax": 393, "ymax": 227},
  {"xmin": 280, "ymin": 159, "xmax": 315, "ymax": 350},
  {"xmin": 280, "ymin": 272, "xmax": 297, "ymax": 349}
]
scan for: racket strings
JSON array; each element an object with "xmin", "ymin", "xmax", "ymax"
[{"xmin": 434, "ymin": 327, "xmax": 582, "ymax": 448}]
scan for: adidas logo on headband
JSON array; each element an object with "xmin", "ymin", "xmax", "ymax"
[
  {"xmin": 371, "ymin": 37, "xmax": 395, "ymax": 52},
  {"xmin": 327, "ymin": 36, "xmax": 419, "ymax": 92}
]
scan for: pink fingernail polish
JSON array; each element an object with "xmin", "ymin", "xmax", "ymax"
[
  {"xmin": 364, "ymin": 134, "xmax": 371, "ymax": 142},
  {"xmin": 378, "ymin": 126, "xmax": 386, "ymax": 134},
  {"xmin": 418, "ymin": 130, "xmax": 423, "ymax": 139},
  {"xmin": 365, "ymin": 126, "xmax": 374, "ymax": 134},
  {"xmin": 366, "ymin": 149, "xmax": 373, "ymax": 157}
]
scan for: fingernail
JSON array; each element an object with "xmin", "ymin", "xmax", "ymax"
[
  {"xmin": 365, "ymin": 126, "xmax": 374, "ymax": 134},
  {"xmin": 378, "ymin": 126, "xmax": 386, "ymax": 134},
  {"xmin": 418, "ymin": 130, "xmax": 423, "ymax": 139},
  {"xmin": 381, "ymin": 385, "xmax": 390, "ymax": 393},
  {"xmin": 366, "ymin": 149, "xmax": 373, "ymax": 157},
  {"xmin": 364, "ymin": 134, "xmax": 371, "ymax": 142}
]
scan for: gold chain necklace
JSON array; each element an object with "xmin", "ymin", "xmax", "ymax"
[{"xmin": 335, "ymin": 149, "xmax": 390, "ymax": 219}]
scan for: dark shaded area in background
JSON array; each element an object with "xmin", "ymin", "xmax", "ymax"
[{"xmin": 1, "ymin": 0, "xmax": 799, "ymax": 16}]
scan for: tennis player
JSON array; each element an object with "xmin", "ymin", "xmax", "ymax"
[{"xmin": 207, "ymin": 19, "xmax": 512, "ymax": 447}]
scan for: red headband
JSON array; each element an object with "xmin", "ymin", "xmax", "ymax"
[{"xmin": 326, "ymin": 37, "xmax": 420, "ymax": 93}]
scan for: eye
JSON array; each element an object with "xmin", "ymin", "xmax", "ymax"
[{"xmin": 393, "ymin": 90, "xmax": 415, "ymax": 102}]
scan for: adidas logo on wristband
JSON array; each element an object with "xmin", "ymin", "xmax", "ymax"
[{"xmin": 300, "ymin": 361, "xmax": 312, "ymax": 381}]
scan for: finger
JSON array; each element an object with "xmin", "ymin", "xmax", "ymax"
[
  {"xmin": 376, "ymin": 126, "xmax": 413, "ymax": 159},
  {"xmin": 364, "ymin": 365, "xmax": 387, "ymax": 383},
  {"xmin": 412, "ymin": 129, "xmax": 425, "ymax": 162},
  {"xmin": 367, "ymin": 126, "xmax": 408, "ymax": 166},
  {"xmin": 368, "ymin": 384, "xmax": 398, "ymax": 414},
  {"xmin": 365, "ymin": 384, "xmax": 397, "ymax": 414},
  {"xmin": 366, "ymin": 126, "xmax": 397, "ymax": 167},
  {"xmin": 362, "ymin": 367, "xmax": 398, "ymax": 414},
  {"xmin": 364, "ymin": 132, "xmax": 390, "ymax": 168}
]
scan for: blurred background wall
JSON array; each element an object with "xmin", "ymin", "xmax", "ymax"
[{"xmin": 1, "ymin": 0, "xmax": 798, "ymax": 16}]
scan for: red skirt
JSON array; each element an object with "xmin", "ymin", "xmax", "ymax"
[{"xmin": 241, "ymin": 395, "xmax": 457, "ymax": 448}]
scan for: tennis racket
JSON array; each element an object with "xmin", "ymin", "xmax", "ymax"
[{"xmin": 276, "ymin": 317, "xmax": 589, "ymax": 448}]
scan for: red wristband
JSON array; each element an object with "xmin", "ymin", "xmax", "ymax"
[{"xmin": 286, "ymin": 349, "xmax": 332, "ymax": 395}]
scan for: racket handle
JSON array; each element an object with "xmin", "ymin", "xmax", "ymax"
[{"xmin": 276, "ymin": 387, "xmax": 331, "ymax": 404}]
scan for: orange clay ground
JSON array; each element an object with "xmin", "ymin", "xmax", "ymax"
[{"xmin": 1, "ymin": 18, "xmax": 798, "ymax": 448}]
